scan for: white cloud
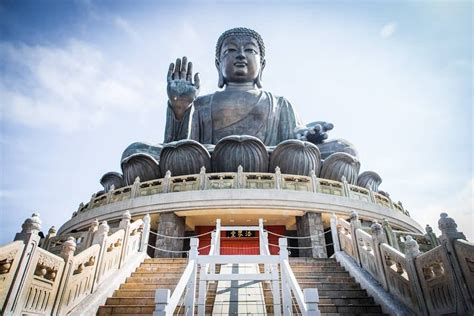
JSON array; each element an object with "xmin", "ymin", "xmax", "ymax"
[
  {"xmin": 0, "ymin": 40, "xmax": 158, "ymax": 132},
  {"xmin": 380, "ymin": 22, "xmax": 398, "ymax": 39}
]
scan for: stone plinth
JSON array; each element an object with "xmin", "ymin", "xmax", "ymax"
[
  {"xmin": 297, "ymin": 212, "xmax": 327, "ymax": 258},
  {"xmin": 154, "ymin": 212, "xmax": 185, "ymax": 258}
]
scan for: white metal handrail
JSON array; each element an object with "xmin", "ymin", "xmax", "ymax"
[
  {"xmin": 154, "ymin": 239, "xmax": 198, "ymax": 316},
  {"xmin": 279, "ymin": 238, "xmax": 321, "ymax": 316},
  {"xmin": 154, "ymin": 219, "xmax": 321, "ymax": 316}
]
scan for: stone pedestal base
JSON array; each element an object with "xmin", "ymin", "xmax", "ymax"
[
  {"xmin": 154, "ymin": 212, "xmax": 185, "ymax": 258},
  {"xmin": 297, "ymin": 212, "xmax": 327, "ymax": 258}
]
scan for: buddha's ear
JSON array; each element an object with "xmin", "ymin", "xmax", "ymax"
[
  {"xmin": 256, "ymin": 59, "xmax": 266, "ymax": 88},
  {"xmin": 215, "ymin": 58, "xmax": 225, "ymax": 88}
]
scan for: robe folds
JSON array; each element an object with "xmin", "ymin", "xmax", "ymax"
[{"xmin": 164, "ymin": 91, "xmax": 304, "ymax": 146}]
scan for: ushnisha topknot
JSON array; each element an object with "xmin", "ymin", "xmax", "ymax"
[{"xmin": 215, "ymin": 27, "xmax": 265, "ymax": 63}]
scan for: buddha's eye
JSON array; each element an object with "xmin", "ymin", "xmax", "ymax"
[
  {"xmin": 245, "ymin": 48, "xmax": 257, "ymax": 54},
  {"xmin": 224, "ymin": 48, "xmax": 237, "ymax": 54}
]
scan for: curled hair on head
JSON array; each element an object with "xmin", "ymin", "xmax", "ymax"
[{"xmin": 215, "ymin": 27, "xmax": 265, "ymax": 63}]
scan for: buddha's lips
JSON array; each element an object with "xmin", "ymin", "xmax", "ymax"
[{"xmin": 234, "ymin": 62, "xmax": 247, "ymax": 67}]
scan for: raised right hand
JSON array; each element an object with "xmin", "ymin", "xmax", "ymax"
[{"xmin": 167, "ymin": 56, "xmax": 200, "ymax": 120}]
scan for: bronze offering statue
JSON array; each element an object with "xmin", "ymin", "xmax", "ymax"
[{"xmin": 113, "ymin": 27, "xmax": 373, "ymax": 189}]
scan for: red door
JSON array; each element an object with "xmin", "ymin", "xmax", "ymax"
[{"xmin": 196, "ymin": 225, "xmax": 286, "ymax": 255}]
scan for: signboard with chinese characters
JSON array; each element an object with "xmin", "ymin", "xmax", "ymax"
[{"xmin": 226, "ymin": 230, "xmax": 256, "ymax": 238}]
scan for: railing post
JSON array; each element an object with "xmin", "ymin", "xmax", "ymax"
[
  {"xmin": 199, "ymin": 166, "xmax": 207, "ymax": 190},
  {"xmin": 153, "ymin": 289, "xmax": 170, "ymax": 316},
  {"xmin": 215, "ymin": 219, "xmax": 221, "ymax": 255},
  {"xmin": 85, "ymin": 219, "xmax": 99, "ymax": 248},
  {"xmin": 42, "ymin": 226, "xmax": 57, "ymax": 250},
  {"xmin": 91, "ymin": 220, "xmax": 109, "ymax": 292},
  {"xmin": 349, "ymin": 211, "xmax": 361, "ymax": 265},
  {"xmin": 131, "ymin": 176, "xmax": 141, "ymax": 198},
  {"xmin": 330, "ymin": 213, "xmax": 340, "ymax": 252},
  {"xmin": 53, "ymin": 237, "xmax": 77, "ymax": 315},
  {"xmin": 119, "ymin": 210, "xmax": 132, "ymax": 267},
  {"xmin": 139, "ymin": 214, "xmax": 151, "ymax": 252},
  {"xmin": 3, "ymin": 213, "xmax": 42, "ymax": 314},
  {"xmin": 275, "ymin": 166, "xmax": 282, "ymax": 190},
  {"xmin": 369, "ymin": 221, "xmax": 388, "ymax": 290},
  {"xmin": 424, "ymin": 224, "xmax": 439, "ymax": 248},
  {"xmin": 106, "ymin": 184, "xmax": 115, "ymax": 204},
  {"xmin": 366, "ymin": 185, "xmax": 376, "ymax": 203},
  {"xmin": 310, "ymin": 170, "xmax": 320, "ymax": 193},
  {"xmin": 404, "ymin": 236, "xmax": 428, "ymax": 315},
  {"xmin": 185, "ymin": 238, "xmax": 198, "ymax": 316},
  {"xmin": 279, "ymin": 238, "xmax": 291, "ymax": 316},
  {"xmin": 304, "ymin": 288, "xmax": 320, "ymax": 316},
  {"xmin": 237, "ymin": 165, "xmax": 245, "ymax": 188},
  {"xmin": 341, "ymin": 176, "xmax": 351, "ymax": 197},
  {"xmin": 382, "ymin": 218, "xmax": 399, "ymax": 250},
  {"xmin": 437, "ymin": 213, "xmax": 472, "ymax": 314},
  {"xmin": 163, "ymin": 170, "xmax": 172, "ymax": 193}
]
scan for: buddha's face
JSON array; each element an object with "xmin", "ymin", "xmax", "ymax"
[{"xmin": 217, "ymin": 35, "xmax": 264, "ymax": 85}]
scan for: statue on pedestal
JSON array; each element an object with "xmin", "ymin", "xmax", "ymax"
[{"xmin": 111, "ymin": 27, "xmax": 375, "ymax": 189}]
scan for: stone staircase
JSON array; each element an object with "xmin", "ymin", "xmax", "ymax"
[
  {"xmin": 285, "ymin": 258, "xmax": 386, "ymax": 315},
  {"xmin": 97, "ymin": 258, "xmax": 216, "ymax": 315},
  {"xmin": 98, "ymin": 257, "xmax": 386, "ymax": 315}
]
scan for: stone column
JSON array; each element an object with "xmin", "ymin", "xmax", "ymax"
[
  {"xmin": 297, "ymin": 212, "xmax": 327, "ymax": 258},
  {"xmin": 155, "ymin": 212, "xmax": 185, "ymax": 258}
]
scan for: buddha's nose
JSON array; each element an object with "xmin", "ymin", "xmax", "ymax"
[{"xmin": 236, "ymin": 48, "xmax": 245, "ymax": 59}]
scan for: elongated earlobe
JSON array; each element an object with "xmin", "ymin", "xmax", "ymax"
[
  {"xmin": 256, "ymin": 72, "xmax": 263, "ymax": 88},
  {"xmin": 216, "ymin": 58, "xmax": 225, "ymax": 88},
  {"xmin": 255, "ymin": 59, "xmax": 266, "ymax": 88},
  {"xmin": 218, "ymin": 72, "xmax": 225, "ymax": 88}
]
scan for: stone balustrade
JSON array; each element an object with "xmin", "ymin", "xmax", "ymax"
[
  {"xmin": 74, "ymin": 168, "xmax": 408, "ymax": 218},
  {"xmin": 331, "ymin": 212, "xmax": 474, "ymax": 315},
  {"xmin": 0, "ymin": 212, "xmax": 151, "ymax": 315}
]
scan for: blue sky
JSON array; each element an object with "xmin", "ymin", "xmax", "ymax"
[{"xmin": 0, "ymin": 0, "xmax": 472, "ymax": 243}]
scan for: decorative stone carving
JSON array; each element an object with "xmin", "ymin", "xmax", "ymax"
[
  {"xmin": 97, "ymin": 221, "xmax": 110, "ymax": 236},
  {"xmin": 61, "ymin": 237, "xmax": 76, "ymax": 257},
  {"xmin": 121, "ymin": 142, "xmax": 162, "ymax": 185},
  {"xmin": 160, "ymin": 139, "xmax": 211, "ymax": 176},
  {"xmin": 404, "ymin": 235, "xmax": 420, "ymax": 258},
  {"xmin": 100, "ymin": 172, "xmax": 125, "ymax": 192},
  {"xmin": 357, "ymin": 171, "xmax": 382, "ymax": 192},
  {"xmin": 20, "ymin": 213, "xmax": 42, "ymax": 234},
  {"xmin": 438, "ymin": 212, "xmax": 466, "ymax": 240},
  {"xmin": 35, "ymin": 252, "xmax": 62, "ymax": 282},
  {"xmin": 269, "ymin": 139, "xmax": 321, "ymax": 176},
  {"xmin": 320, "ymin": 152, "xmax": 360, "ymax": 184},
  {"xmin": 212, "ymin": 135, "xmax": 269, "ymax": 172}
]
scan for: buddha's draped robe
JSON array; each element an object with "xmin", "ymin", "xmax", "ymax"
[{"xmin": 164, "ymin": 91, "xmax": 304, "ymax": 146}]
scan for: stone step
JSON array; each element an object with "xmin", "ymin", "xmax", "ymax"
[
  {"xmin": 105, "ymin": 297, "xmax": 155, "ymax": 305},
  {"xmin": 137, "ymin": 263, "xmax": 186, "ymax": 271},
  {"xmin": 143, "ymin": 258, "xmax": 188, "ymax": 264},
  {"xmin": 293, "ymin": 275, "xmax": 355, "ymax": 283},
  {"xmin": 97, "ymin": 305, "xmax": 154, "ymax": 315},
  {"xmin": 134, "ymin": 266, "xmax": 188, "ymax": 272},
  {"xmin": 126, "ymin": 275, "xmax": 181, "ymax": 283},
  {"xmin": 296, "ymin": 282, "xmax": 361, "ymax": 290},
  {"xmin": 319, "ymin": 304, "xmax": 383, "ymax": 313},
  {"xmin": 113, "ymin": 289, "xmax": 156, "ymax": 297},
  {"xmin": 120, "ymin": 282, "xmax": 178, "ymax": 290},
  {"xmin": 289, "ymin": 266, "xmax": 346, "ymax": 272}
]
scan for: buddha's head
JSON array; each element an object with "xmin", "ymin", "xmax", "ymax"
[{"xmin": 215, "ymin": 27, "xmax": 266, "ymax": 88}]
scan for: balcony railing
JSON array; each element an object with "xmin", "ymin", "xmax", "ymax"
[{"xmin": 74, "ymin": 167, "xmax": 409, "ymax": 218}]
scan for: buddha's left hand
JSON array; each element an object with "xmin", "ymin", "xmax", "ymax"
[{"xmin": 295, "ymin": 121, "xmax": 334, "ymax": 144}]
